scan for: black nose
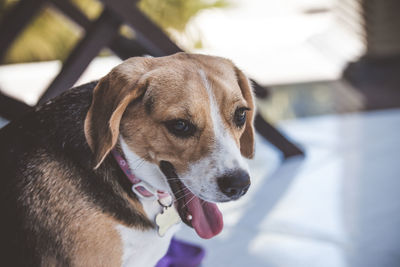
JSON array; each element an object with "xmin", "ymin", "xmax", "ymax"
[{"xmin": 217, "ymin": 170, "xmax": 251, "ymax": 200}]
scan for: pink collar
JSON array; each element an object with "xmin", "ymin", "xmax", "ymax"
[{"xmin": 111, "ymin": 149, "xmax": 171, "ymax": 205}]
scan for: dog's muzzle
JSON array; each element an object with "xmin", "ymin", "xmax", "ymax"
[{"xmin": 159, "ymin": 160, "xmax": 224, "ymax": 239}]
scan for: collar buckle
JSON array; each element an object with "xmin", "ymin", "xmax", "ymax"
[{"xmin": 131, "ymin": 181, "xmax": 158, "ymax": 200}]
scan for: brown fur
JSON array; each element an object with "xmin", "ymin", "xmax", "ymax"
[
  {"xmin": 234, "ymin": 66, "xmax": 256, "ymax": 158},
  {"xmin": 68, "ymin": 213, "xmax": 122, "ymax": 267},
  {"xmin": 19, "ymin": 150, "xmax": 123, "ymax": 266}
]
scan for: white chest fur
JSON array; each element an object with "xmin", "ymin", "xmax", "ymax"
[
  {"xmin": 117, "ymin": 138, "xmax": 181, "ymax": 266},
  {"xmin": 116, "ymin": 221, "xmax": 180, "ymax": 267}
]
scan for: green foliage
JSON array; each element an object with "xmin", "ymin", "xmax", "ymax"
[
  {"xmin": 4, "ymin": 9, "xmax": 80, "ymax": 64},
  {"xmin": 0, "ymin": 0, "xmax": 228, "ymax": 64},
  {"xmin": 2, "ymin": 0, "xmax": 102, "ymax": 64},
  {"xmin": 138, "ymin": 0, "xmax": 228, "ymax": 32}
]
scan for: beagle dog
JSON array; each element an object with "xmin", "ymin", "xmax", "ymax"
[{"xmin": 0, "ymin": 53, "xmax": 255, "ymax": 266}]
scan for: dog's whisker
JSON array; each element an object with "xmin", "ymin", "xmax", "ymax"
[
  {"xmin": 172, "ymin": 195, "xmax": 188, "ymax": 205},
  {"xmin": 172, "ymin": 191, "xmax": 193, "ymax": 203},
  {"xmin": 165, "ymin": 177, "xmax": 191, "ymax": 181},
  {"xmin": 182, "ymin": 195, "xmax": 196, "ymax": 209},
  {"xmin": 200, "ymin": 199, "xmax": 208, "ymax": 208},
  {"xmin": 125, "ymin": 155, "xmax": 152, "ymax": 171},
  {"xmin": 132, "ymin": 155, "xmax": 152, "ymax": 170},
  {"xmin": 128, "ymin": 155, "xmax": 149, "ymax": 166},
  {"xmin": 170, "ymin": 182, "xmax": 196, "ymax": 196},
  {"xmin": 131, "ymin": 158, "xmax": 142, "ymax": 167},
  {"xmin": 172, "ymin": 189, "xmax": 192, "ymax": 200},
  {"xmin": 132, "ymin": 157, "xmax": 145, "ymax": 164},
  {"xmin": 170, "ymin": 187, "xmax": 189, "ymax": 197},
  {"xmin": 134, "ymin": 160, "xmax": 146, "ymax": 170},
  {"xmin": 172, "ymin": 183, "xmax": 199, "ymax": 204}
]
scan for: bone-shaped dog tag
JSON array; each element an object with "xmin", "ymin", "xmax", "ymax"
[{"xmin": 156, "ymin": 206, "xmax": 181, "ymax": 237}]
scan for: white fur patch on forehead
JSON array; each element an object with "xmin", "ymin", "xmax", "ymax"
[
  {"xmin": 197, "ymin": 69, "xmax": 248, "ymax": 172},
  {"xmin": 198, "ymin": 69, "xmax": 222, "ymax": 135}
]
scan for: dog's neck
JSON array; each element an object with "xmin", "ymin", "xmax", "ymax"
[
  {"xmin": 116, "ymin": 138, "xmax": 180, "ymax": 266},
  {"xmin": 119, "ymin": 137, "xmax": 173, "ymax": 221},
  {"xmin": 119, "ymin": 137, "xmax": 170, "ymax": 193}
]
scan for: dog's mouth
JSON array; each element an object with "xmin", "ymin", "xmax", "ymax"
[{"xmin": 159, "ymin": 161, "xmax": 223, "ymax": 239}]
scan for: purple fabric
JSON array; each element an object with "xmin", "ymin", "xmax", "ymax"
[{"xmin": 156, "ymin": 238, "xmax": 205, "ymax": 267}]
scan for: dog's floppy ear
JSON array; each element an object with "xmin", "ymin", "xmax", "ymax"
[
  {"xmin": 84, "ymin": 60, "xmax": 149, "ymax": 169},
  {"xmin": 234, "ymin": 66, "xmax": 256, "ymax": 159}
]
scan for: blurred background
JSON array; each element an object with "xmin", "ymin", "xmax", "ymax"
[{"xmin": 0, "ymin": 0, "xmax": 399, "ymax": 266}]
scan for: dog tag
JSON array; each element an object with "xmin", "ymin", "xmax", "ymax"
[{"xmin": 156, "ymin": 206, "xmax": 181, "ymax": 237}]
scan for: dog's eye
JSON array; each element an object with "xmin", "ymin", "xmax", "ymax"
[
  {"xmin": 165, "ymin": 119, "xmax": 196, "ymax": 138},
  {"xmin": 234, "ymin": 107, "xmax": 249, "ymax": 128}
]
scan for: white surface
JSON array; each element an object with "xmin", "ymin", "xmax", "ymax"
[
  {"xmin": 0, "ymin": 117, "xmax": 8, "ymax": 128},
  {"xmin": 186, "ymin": 0, "xmax": 364, "ymax": 85},
  {"xmin": 175, "ymin": 109, "xmax": 400, "ymax": 267},
  {"xmin": 0, "ymin": 56, "xmax": 122, "ymax": 105}
]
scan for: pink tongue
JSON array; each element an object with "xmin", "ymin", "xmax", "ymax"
[{"xmin": 184, "ymin": 189, "xmax": 223, "ymax": 239}]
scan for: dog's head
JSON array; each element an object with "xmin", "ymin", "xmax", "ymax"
[{"xmin": 84, "ymin": 53, "xmax": 255, "ymax": 238}]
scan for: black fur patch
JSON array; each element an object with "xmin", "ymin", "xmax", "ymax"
[
  {"xmin": 144, "ymin": 95, "xmax": 154, "ymax": 115},
  {"xmin": 0, "ymin": 82, "xmax": 153, "ymax": 265}
]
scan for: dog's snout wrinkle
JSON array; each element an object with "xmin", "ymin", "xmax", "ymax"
[{"xmin": 217, "ymin": 169, "xmax": 250, "ymax": 200}]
